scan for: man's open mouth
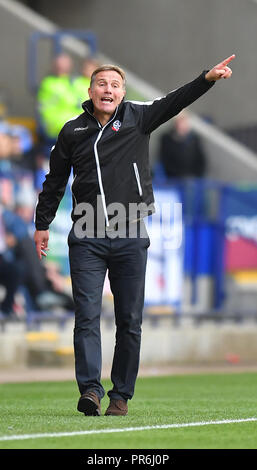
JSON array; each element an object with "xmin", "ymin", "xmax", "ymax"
[{"xmin": 101, "ymin": 97, "xmax": 113, "ymax": 103}]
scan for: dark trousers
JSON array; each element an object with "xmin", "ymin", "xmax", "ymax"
[{"xmin": 68, "ymin": 223, "xmax": 150, "ymax": 402}]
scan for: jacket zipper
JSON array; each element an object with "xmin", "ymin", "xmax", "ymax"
[
  {"xmin": 93, "ymin": 127, "xmax": 109, "ymax": 226},
  {"xmin": 85, "ymin": 106, "xmax": 118, "ymax": 228},
  {"xmin": 133, "ymin": 162, "xmax": 143, "ymax": 197}
]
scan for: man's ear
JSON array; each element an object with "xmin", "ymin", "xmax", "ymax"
[{"xmin": 88, "ymin": 88, "xmax": 92, "ymax": 99}]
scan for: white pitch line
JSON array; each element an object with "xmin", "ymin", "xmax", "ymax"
[{"xmin": 0, "ymin": 417, "xmax": 257, "ymax": 442}]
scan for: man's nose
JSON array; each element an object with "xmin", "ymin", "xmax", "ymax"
[{"xmin": 104, "ymin": 84, "xmax": 112, "ymax": 93}]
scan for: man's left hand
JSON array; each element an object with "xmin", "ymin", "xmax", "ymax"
[{"xmin": 205, "ymin": 54, "xmax": 235, "ymax": 82}]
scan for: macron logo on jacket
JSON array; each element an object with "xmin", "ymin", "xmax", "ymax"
[{"xmin": 74, "ymin": 126, "xmax": 89, "ymax": 132}]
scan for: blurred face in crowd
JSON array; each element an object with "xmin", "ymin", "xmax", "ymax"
[
  {"xmin": 16, "ymin": 205, "xmax": 34, "ymax": 223},
  {"xmin": 88, "ymin": 70, "xmax": 126, "ymax": 124},
  {"xmin": 11, "ymin": 136, "xmax": 22, "ymax": 156},
  {"xmin": 174, "ymin": 112, "xmax": 191, "ymax": 136},
  {"xmin": 54, "ymin": 54, "xmax": 73, "ymax": 76},
  {"xmin": 0, "ymin": 133, "xmax": 12, "ymax": 158},
  {"xmin": 0, "ymin": 133, "xmax": 22, "ymax": 159},
  {"xmin": 82, "ymin": 59, "xmax": 99, "ymax": 78}
]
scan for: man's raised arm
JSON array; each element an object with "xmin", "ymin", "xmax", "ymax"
[{"xmin": 137, "ymin": 54, "xmax": 235, "ymax": 134}]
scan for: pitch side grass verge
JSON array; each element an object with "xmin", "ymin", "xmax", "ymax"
[{"xmin": 0, "ymin": 373, "xmax": 257, "ymax": 449}]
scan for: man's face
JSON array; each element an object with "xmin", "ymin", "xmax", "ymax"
[
  {"xmin": 54, "ymin": 54, "xmax": 73, "ymax": 76},
  {"xmin": 88, "ymin": 70, "xmax": 125, "ymax": 118}
]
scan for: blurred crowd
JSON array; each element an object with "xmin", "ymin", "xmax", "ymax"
[{"xmin": 0, "ymin": 54, "xmax": 100, "ymax": 319}]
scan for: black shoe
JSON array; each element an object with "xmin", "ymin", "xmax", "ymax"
[{"xmin": 77, "ymin": 391, "xmax": 101, "ymax": 416}]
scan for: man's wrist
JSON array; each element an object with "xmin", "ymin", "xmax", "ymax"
[
  {"xmin": 204, "ymin": 70, "xmax": 214, "ymax": 82},
  {"xmin": 203, "ymin": 70, "xmax": 216, "ymax": 85},
  {"xmin": 35, "ymin": 226, "xmax": 49, "ymax": 231}
]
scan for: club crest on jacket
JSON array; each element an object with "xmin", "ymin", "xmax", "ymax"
[{"xmin": 112, "ymin": 120, "xmax": 121, "ymax": 132}]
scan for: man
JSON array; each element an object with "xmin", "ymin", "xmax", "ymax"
[
  {"xmin": 159, "ymin": 110, "xmax": 207, "ymax": 179},
  {"xmin": 0, "ymin": 205, "xmax": 22, "ymax": 317},
  {"xmin": 37, "ymin": 53, "xmax": 80, "ymax": 144},
  {"xmin": 73, "ymin": 57, "xmax": 100, "ymax": 108},
  {"xmin": 34, "ymin": 55, "xmax": 235, "ymax": 416}
]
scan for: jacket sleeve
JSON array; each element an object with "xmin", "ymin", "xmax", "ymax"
[
  {"xmin": 137, "ymin": 71, "xmax": 215, "ymax": 134},
  {"xmin": 35, "ymin": 127, "xmax": 72, "ymax": 230}
]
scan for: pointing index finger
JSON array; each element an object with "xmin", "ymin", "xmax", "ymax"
[{"xmin": 220, "ymin": 54, "xmax": 236, "ymax": 67}]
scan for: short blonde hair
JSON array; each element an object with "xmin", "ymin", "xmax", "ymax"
[{"xmin": 90, "ymin": 64, "xmax": 126, "ymax": 89}]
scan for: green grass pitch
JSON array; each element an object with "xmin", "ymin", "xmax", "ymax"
[{"xmin": 1, "ymin": 372, "xmax": 257, "ymax": 449}]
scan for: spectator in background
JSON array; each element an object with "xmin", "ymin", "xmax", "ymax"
[
  {"xmin": 0, "ymin": 121, "xmax": 34, "ymax": 173},
  {"xmin": 73, "ymin": 57, "xmax": 100, "ymax": 107},
  {"xmin": 1, "ymin": 190, "xmax": 74, "ymax": 313},
  {"xmin": 158, "ymin": 111, "xmax": 207, "ymax": 179},
  {"xmin": 0, "ymin": 205, "xmax": 23, "ymax": 317},
  {"xmin": 37, "ymin": 53, "xmax": 79, "ymax": 150},
  {"xmin": 0, "ymin": 117, "xmax": 73, "ymax": 315},
  {"xmin": 0, "ymin": 123, "xmax": 13, "ymax": 164},
  {"xmin": 9, "ymin": 124, "xmax": 35, "ymax": 171}
]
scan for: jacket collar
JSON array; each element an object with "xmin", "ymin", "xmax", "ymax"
[
  {"xmin": 82, "ymin": 99, "xmax": 94, "ymax": 114},
  {"xmin": 82, "ymin": 98, "xmax": 124, "ymax": 118}
]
